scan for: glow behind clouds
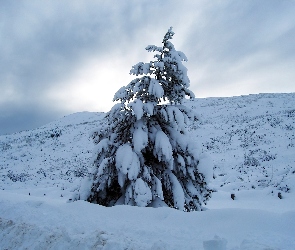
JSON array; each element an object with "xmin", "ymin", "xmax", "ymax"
[{"xmin": 1, "ymin": 0, "xmax": 295, "ymax": 134}]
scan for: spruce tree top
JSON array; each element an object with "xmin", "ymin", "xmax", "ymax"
[{"xmin": 114, "ymin": 27, "xmax": 195, "ymax": 106}]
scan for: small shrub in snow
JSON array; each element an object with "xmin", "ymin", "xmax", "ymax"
[
  {"xmin": 7, "ymin": 170, "xmax": 30, "ymax": 182},
  {"xmin": 1, "ymin": 143, "xmax": 12, "ymax": 151},
  {"xmin": 285, "ymin": 109, "xmax": 295, "ymax": 118},
  {"xmin": 243, "ymin": 149, "xmax": 276, "ymax": 167},
  {"xmin": 82, "ymin": 27, "xmax": 212, "ymax": 211},
  {"xmin": 278, "ymin": 192, "xmax": 282, "ymax": 199},
  {"xmin": 37, "ymin": 168, "xmax": 47, "ymax": 177},
  {"xmin": 244, "ymin": 155, "xmax": 260, "ymax": 167},
  {"xmin": 73, "ymin": 166, "xmax": 88, "ymax": 177}
]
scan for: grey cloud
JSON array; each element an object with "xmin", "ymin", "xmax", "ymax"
[
  {"xmin": 0, "ymin": 1, "xmax": 175, "ymax": 94},
  {"xmin": 0, "ymin": 102, "xmax": 65, "ymax": 135},
  {"xmin": 186, "ymin": 1, "xmax": 295, "ymax": 62},
  {"xmin": 1, "ymin": 0, "xmax": 295, "ymax": 134},
  {"xmin": 182, "ymin": 0, "xmax": 295, "ymax": 96},
  {"xmin": 0, "ymin": 0, "xmax": 178, "ymax": 134}
]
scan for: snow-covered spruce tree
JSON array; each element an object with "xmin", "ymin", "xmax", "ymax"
[{"xmin": 83, "ymin": 27, "xmax": 212, "ymax": 211}]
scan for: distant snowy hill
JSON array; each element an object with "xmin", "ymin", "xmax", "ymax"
[{"xmin": 1, "ymin": 93, "xmax": 295, "ymax": 249}]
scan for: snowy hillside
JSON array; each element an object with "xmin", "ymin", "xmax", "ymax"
[
  {"xmin": 1, "ymin": 93, "xmax": 295, "ymax": 249},
  {"xmin": 194, "ymin": 93, "xmax": 295, "ymax": 195}
]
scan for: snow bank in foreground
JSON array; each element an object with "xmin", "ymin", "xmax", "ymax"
[{"xmin": 0, "ymin": 190, "xmax": 294, "ymax": 250}]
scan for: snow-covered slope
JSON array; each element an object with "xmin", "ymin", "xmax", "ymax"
[
  {"xmin": 193, "ymin": 93, "xmax": 295, "ymax": 197},
  {"xmin": 1, "ymin": 93, "xmax": 295, "ymax": 249}
]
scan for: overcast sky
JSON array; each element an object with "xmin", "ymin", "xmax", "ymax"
[{"xmin": 1, "ymin": 0, "xmax": 295, "ymax": 135}]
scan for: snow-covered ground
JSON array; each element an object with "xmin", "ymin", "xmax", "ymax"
[{"xmin": 1, "ymin": 93, "xmax": 295, "ymax": 249}]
